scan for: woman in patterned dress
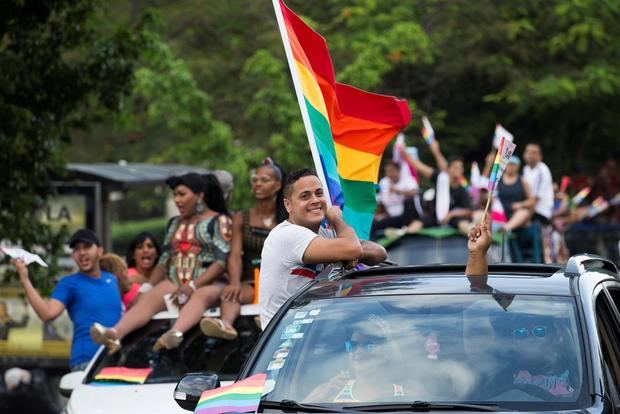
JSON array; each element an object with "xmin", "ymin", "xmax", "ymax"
[
  {"xmin": 200, "ymin": 158, "xmax": 286, "ymax": 339},
  {"xmin": 90, "ymin": 172, "xmax": 232, "ymax": 352}
]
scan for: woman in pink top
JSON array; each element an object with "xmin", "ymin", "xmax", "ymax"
[{"xmin": 124, "ymin": 232, "xmax": 162, "ymax": 307}]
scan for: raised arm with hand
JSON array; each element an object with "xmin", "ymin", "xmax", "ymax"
[
  {"xmin": 429, "ymin": 140, "xmax": 448, "ymax": 172},
  {"xmin": 12, "ymin": 259, "xmax": 65, "ymax": 322},
  {"xmin": 465, "ymin": 214, "xmax": 492, "ymax": 277}
]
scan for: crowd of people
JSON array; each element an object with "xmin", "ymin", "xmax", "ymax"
[
  {"xmin": 372, "ymin": 139, "xmax": 620, "ymax": 263},
  {"xmin": 7, "ymin": 140, "xmax": 618, "ymax": 374}
]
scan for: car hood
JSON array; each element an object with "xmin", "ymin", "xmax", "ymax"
[{"xmin": 66, "ymin": 382, "xmax": 184, "ymax": 414}]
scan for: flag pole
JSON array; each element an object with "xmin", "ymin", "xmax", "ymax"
[{"xmin": 271, "ymin": 0, "xmax": 333, "ymax": 208}]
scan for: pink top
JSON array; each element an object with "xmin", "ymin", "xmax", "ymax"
[{"xmin": 122, "ymin": 268, "xmax": 143, "ymax": 308}]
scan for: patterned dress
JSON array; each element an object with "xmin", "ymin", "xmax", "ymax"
[{"xmin": 158, "ymin": 215, "xmax": 231, "ymax": 286}]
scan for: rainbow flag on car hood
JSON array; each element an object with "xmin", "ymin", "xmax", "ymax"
[
  {"xmin": 194, "ymin": 373, "xmax": 266, "ymax": 414},
  {"xmin": 273, "ymin": 0, "xmax": 411, "ymax": 239},
  {"xmin": 94, "ymin": 367, "xmax": 153, "ymax": 384}
]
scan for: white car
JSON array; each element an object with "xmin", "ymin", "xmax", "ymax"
[{"xmin": 60, "ymin": 305, "xmax": 260, "ymax": 414}]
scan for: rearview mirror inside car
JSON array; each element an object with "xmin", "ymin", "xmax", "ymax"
[{"xmin": 173, "ymin": 372, "xmax": 220, "ymax": 411}]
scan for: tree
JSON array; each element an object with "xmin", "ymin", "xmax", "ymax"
[{"xmin": 0, "ymin": 1, "xmax": 147, "ymax": 289}]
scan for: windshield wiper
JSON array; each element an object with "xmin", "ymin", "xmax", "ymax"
[
  {"xmin": 261, "ymin": 399, "xmax": 346, "ymax": 413},
  {"xmin": 343, "ymin": 401, "xmax": 500, "ymax": 412}
]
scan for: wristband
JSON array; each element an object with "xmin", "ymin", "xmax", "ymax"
[
  {"xmin": 138, "ymin": 282, "xmax": 153, "ymax": 293},
  {"xmin": 189, "ymin": 280, "xmax": 197, "ymax": 291}
]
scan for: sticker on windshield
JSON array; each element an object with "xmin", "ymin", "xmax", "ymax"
[
  {"xmin": 294, "ymin": 311, "xmax": 308, "ymax": 319},
  {"xmin": 273, "ymin": 348, "xmax": 289, "ymax": 359},
  {"xmin": 267, "ymin": 359, "xmax": 286, "ymax": 371},
  {"xmin": 262, "ymin": 379, "xmax": 276, "ymax": 396},
  {"xmin": 309, "ymin": 309, "xmax": 321, "ymax": 316},
  {"xmin": 284, "ymin": 324, "xmax": 301, "ymax": 334},
  {"xmin": 292, "ymin": 333, "xmax": 303, "ymax": 339},
  {"xmin": 279, "ymin": 339, "xmax": 294, "ymax": 349}
]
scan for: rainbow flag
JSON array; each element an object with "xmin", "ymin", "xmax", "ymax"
[
  {"xmin": 487, "ymin": 136, "xmax": 517, "ymax": 192},
  {"xmin": 94, "ymin": 367, "xmax": 153, "ymax": 384},
  {"xmin": 273, "ymin": 0, "xmax": 411, "ymax": 239},
  {"xmin": 421, "ymin": 116, "xmax": 435, "ymax": 144},
  {"xmin": 587, "ymin": 196, "xmax": 609, "ymax": 218},
  {"xmin": 493, "ymin": 124, "xmax": 513, "ymax": 148},
  {"xmin": 194, "ymin": 373, "xmax": 266, "ymax": 414},
  {"xmin": 572, "ymin": 187, "xmax": 590, "ymax": 206}
]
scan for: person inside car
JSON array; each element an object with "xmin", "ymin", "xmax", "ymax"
[
  {"xmin": 304, "ymin": 313, "xmax": 405, "ymax": 402},
  {"xmin": 259, "ymin": 168, "xmax": 388, "ymax": 328}
]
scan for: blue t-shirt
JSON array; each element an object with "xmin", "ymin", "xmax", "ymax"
[{"xmin": 51, "ymin": 271, "xmax": 122, "ymax": 367}]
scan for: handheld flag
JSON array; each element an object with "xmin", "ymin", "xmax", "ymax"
[
  {"xmin": 484, "ymin": 136, "xmax": 517, "ymax": 215},
  {"xmin": 587, "ymin": 196, "xmax": 609, "ymax": 218},
  {"xmin": 493, "ymin": 124, "xmax": 514, "ymax": 149},
  {"xmin": 421, "ymin": 116, "xmax": 435, "ymax": 144},
  {"xmin": 572, "ymin": 187, "xmax": 590, "ymax": 206},
  {"xmin": 194, "ymin": 373, "xmax": 266, "ymax": 414},
  {"xmin": 272, "ymin": 0, "xmax": 411, "ymax": 239},
  {"xmin": 559, "ymin": 176, "xmax": 571, "ymax": 193},
  {"xmin": 393, "ymin": 133, "xmax": 419, "ymax": 182},
  {"xmin": 94, "ymin": 367, "xmax": 153, "ymax": 384}
]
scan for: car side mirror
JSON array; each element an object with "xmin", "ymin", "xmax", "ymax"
[
  {"xmin": 59, "ymin": 371, "xmax": 86, "ymax": 398},
  {"xmin": 174, "ymin": 372, "xmax": 220, "ymax": 411}
]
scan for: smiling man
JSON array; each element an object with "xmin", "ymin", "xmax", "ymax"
[
  {"xmin": 259, "ymin": 168, "xmax": 387, "ymax": 328},
  {"xmin": 11, "ymin": 229, "xmax": 122, "ymax": 371}
]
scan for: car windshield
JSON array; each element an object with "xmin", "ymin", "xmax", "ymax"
[
  {"xmin": 86, "ymin": 316, "xmax": 260, "ymax": 385},
  {"xmin": 249, "ymin": 294, "xmax": 588, "ymax": 410}
]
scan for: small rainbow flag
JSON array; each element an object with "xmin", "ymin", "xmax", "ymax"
[
  {"xmin": 610, "ymin": 192, "xmax": 620, "ymax": 206},
  {"xmin": 587, "ymin": 196, "xmax": 609, "ymax": 218},
  {"xmin": 487, "ymin": 136, "xmax": 517, "ymax": 192},
  {"xmin": 572, "ymin": 187, "xmax": 590, "ymax": 206},
  {"xmin": 94, "ymin": 367, "xmax": 153, "ymax": 384},
  {"xmin": 493, "ymin": 124, "xmax": 513, "ymax": 149},
  {"xmin": 194, "ymin": 373, "xmax": 266, "ymax": 414},
  {"xmin": 421, "ymin": 116, "xmax": 435, "ymax": 144}
]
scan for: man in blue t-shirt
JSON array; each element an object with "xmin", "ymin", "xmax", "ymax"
[{"xmin": 11, "ymin": 229, "xmax": 122, "ymax": 371}]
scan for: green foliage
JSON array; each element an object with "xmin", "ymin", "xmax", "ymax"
[
  {"xmin": 0, "ymin": 1, "xmax": 147, "ymax": 290},
  {"xmin": 64, "ymin": 0, "xmax": 620, "ymax": 215},
  {"xmin": 111, "ymin": 216, "xmax": 167, "ymax": 256}
]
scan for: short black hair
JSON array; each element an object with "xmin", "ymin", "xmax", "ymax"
[
  {"xmin": 126, "ymin": 232, "xmax": 162, "ymax": 268},
  {"xmin": 284, "ymin": 168, "xmax": 317, "ymax": 199},
  {"xmin": 448, "ymin": 155, "xmax": 464, "ymax": 166},
  {"xmin": 384, "ymin": 160, "xmax": 400, "ymax": 170}
]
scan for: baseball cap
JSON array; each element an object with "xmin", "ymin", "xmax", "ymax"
[
  {"xmin": 508, "ymin": 155, "xmax": 521, "ymax": 165},
  {"xmin": 69, "ymin": 229, "xmax": 101, "ymax": 248}
]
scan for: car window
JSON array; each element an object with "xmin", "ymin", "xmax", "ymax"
[
  {"xmin": 596, "ymin": 288, "xmax": 620, "ymax": 394},
  {"xmin": 250, "ymin": 294, "xmax": 587, "ymax": 410},
  {"xmin": 86, "ymin": 316, "xmax": 260, "ymax": 384}
]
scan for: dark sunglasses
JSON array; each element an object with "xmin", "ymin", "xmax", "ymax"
[
  {"xmin": 513, "ymin": 326, "xmax": 547, "ymax": 339},
  {"xmin": 345, "ymin": 337, "xmax": 385, "ymax": 353}
]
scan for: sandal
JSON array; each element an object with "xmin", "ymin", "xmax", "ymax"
[
  {"xmin": 153, "ymin": 330, "xmax": 184, "ymax": 351},
  {"xmin": 90, "ymin": 323, "xmax": 121, "ymax": 354},
  {"xmin": 200, "ymin": 317, "xmax": 238, "ymax": 340}
]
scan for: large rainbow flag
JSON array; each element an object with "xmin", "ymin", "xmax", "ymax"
[
  {"xmin": 273, "ymin": 0, "xmax": 411, "ymax": 239},
  {"xmin": 194, "ymin": 373, "xmax": 266, "ymax": 414}
]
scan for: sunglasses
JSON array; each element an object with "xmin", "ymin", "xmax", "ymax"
[
  {"xmin": 345, "ymin": 337, "xmax": 385, "ymax": 353},
  {"xmin": 513, "ymin": 326, "xmax": 547, "ymax": 339}
]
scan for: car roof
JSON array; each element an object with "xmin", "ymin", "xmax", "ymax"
[{"xmin": 300, "ymin": 264, "xmax": 579, "ymax": 300}]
